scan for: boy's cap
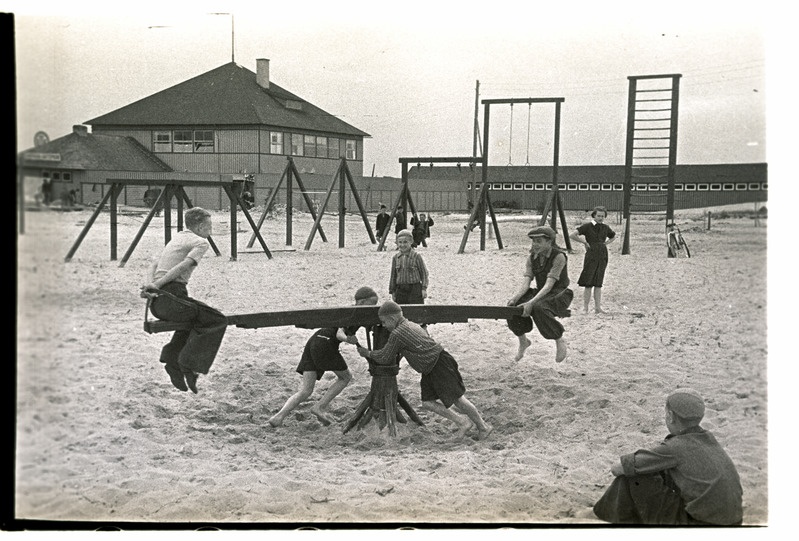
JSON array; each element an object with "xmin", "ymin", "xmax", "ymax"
[
  {"xmin": 667, "ymin": 389, "xmax": 705, "ymax": 421},
  {"xmin": 527, "ymin": 226, "xmax": 556, "ymax": 240},
  {"xmin": 354, "ymin": 286, "xmax": 378, "ymax": 300},
  {"xmin": 378, "ymin": 300, "xmax": 403, "ymax": 317},
  {"xmin": 397, "ymin": 230, "xmax": 413, "ymax": 240},
  {"xmin": 380, "ymin": 204, "xmax": 387, "ymax": 209}
]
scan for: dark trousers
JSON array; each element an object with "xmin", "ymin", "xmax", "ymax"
[
  {"xmin": 149, "ymin": 282, "xmax": 227, "ymax": 375},
  {"xmin": 593, "ymin": 474, "xmax": 713, "ymax": 525},
  {"xmin": 507, "ymin": 287, "xmax": 572, "ymax": 340},
  {"xmin": 393, "ymin": 283, "xmax": 424, "ymax": 304}
]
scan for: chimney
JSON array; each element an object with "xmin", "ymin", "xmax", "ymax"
[
  {"xmin": 73, "ymin": 124, "xmax": 89, "ymax": 136},
  {"xmin": 257, "ymin": 58, "xmax": 270, "ymax": 89}
]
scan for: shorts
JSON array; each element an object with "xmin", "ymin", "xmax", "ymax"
[
  {"xmin": 420, "ymin": 350, "xmax": 465, "ymax": 407},
  {"xmin": 296, "ymin": 333, "xmax": 348, "ymax": 380}
]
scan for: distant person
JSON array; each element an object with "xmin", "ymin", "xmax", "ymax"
[
  {"xmin": 389, "ymin": 229, "xmax": 428, "ymax": 305},
  {"xmin": 268, "ymin": 287, "xmax": 379, "ymax": 428},
  {"xmin": 143, "ymin": 188, "xmax": 162, "ymax": 217},
  {"xmin": 241, "ymin": 190, "xmax": 255, "ymax": 210},
  {"xmin": 593, "ymin": 389, "xmax": 743, "ymax": 525},
  {"xmin": 410, "ymin": 212, "xmax": 434, "ymax": 247},
  {"xmin": 570, "ymin": 206, "xmax": 616, "ymax": 314},
  {"xmin": 41, "ymin": 178, "xmax": 52, "ymax": 206},
  {"xmin": 506, "ymin": 226, "xmax": 572, "ymax": 363},
  {"xmin": 376, "ymin": 204, "xmax": 391, "ymax": 241},
  {"xmin": 394, "ymin": 205, "xmax": 407, "ymax": 234},
  {"xmin": 140, "ymin": 207, "xmax": 227, "ymax": 394},
  {"xmin": 356, "ymin": 300, "xmax": 493, "ymax": 440}
]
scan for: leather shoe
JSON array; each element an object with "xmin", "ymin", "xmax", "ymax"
[
  {"xmin": 164, "ymin": 364, "xmax": 188, "ymax": 392},
  {"xmin": 184, "ymin": 371, "xmax": 199, "ymax": 394}
]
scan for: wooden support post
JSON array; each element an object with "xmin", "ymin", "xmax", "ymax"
[
  {"xmin": 304, "ymin": 160, "xmax": 345, "ymax": 250},
  {"xmin": 65, "ymin": 184, "xmax": 116, "ymax": 261},
  {"xmin": 288, "ymin": 158, "xmax": 327, "ymax": 243},
  {"xmin": 342, "ymin": 159, "xmax": 377, "ymax": 244},
  {"xmin": 343, "ymin": 363, "xmax": 423, "ymax": 436},
  {"xmin": 377, "ymin": 164, "xmax": 409, "ymax": 251},
  {"xmin": 109, "ymin": 183, "xmax": 120, "ymax": 261},
  {"xmin": 246, "ymin": 164, "xmax": 288, "ymax": 249},
  {"xmin": 119, "ymin": 187, "xmax": 169, "ymax": 267}
]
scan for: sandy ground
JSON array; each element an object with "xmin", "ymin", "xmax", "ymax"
[{"xmin": 15, "ymin": 205, "xmax": 768, "ymax": 527}]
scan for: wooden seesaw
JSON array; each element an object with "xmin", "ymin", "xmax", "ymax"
[{"xmin": 143, "ymin": 297, "xmax": 523, "ymax": 436}]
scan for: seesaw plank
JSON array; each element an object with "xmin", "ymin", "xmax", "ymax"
[{"xmin": 143, "ymin": 305, "xmax": 524, "ymax": 334}]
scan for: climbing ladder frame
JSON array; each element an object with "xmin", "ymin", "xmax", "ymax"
[{"xmin": 621, "ymin": 74, "xmax": 682, "ymax": 256}]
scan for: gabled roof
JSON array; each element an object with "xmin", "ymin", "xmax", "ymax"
[
  {"xmin": 18, "ymin": 131, "xmax": 173, "ymax": 172},
  {"xmin": 85, "ymin": 62, "xmax": 370, "ymax": 138}
]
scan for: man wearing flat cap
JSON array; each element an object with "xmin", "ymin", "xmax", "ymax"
[
  {"xmin": 593, "ymin": 388, "xmax": 743, "ymax": 525},
  {"xmin": 506, "ymin": 225, "xmax": 573, "ymax": 363}
]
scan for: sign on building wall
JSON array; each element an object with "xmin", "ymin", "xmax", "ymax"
[{"xmin": 24, "ymin": 152, "xmax": 62, "ymax": 162}]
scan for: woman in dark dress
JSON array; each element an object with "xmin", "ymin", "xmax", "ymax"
[{"xmin": 570, "ymin": 206, "xmax": 616, "ymax": 314}]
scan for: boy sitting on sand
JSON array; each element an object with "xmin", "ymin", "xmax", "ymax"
[
  {"xmin": 356, "ymin": 300, "xmax": 492, "ymax": 440},
  {"xmin": 592, "ymin": 388, "xmax": 743, "ymax": 525},
  {"xmin": 268, "ymin": 287, "xmax": 379, "ymax": 428}
]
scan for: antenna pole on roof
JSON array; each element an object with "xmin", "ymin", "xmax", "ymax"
[{"xmin": 210, "ymin": 12, "xmax": 234, "ymax": 63}]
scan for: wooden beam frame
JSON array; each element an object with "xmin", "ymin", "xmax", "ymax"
[{"xmin": 144, "ymin": 304, "xmax": 524, "ymax": 334}]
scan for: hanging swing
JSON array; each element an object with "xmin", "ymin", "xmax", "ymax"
[
  {"xmin": 525, "ymin": 102, "xmax": 532, "ymax": 166},
  {"xmin": 507, "ymin": 103, "xmax": 514, "ymax": 166}
]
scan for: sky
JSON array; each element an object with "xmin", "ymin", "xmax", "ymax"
[{"xmin": 8, "ymin": 1, "xmax": 776, "ymax": 179}]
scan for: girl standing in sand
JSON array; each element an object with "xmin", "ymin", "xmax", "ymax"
[{"xmin": 570, "ymin": 206, "xmax": 616, "ymax": 314}]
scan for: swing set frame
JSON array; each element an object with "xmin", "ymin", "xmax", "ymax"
[{"xmin": 461, "ymin": 97, "xmax": 572, "ymax": 253}]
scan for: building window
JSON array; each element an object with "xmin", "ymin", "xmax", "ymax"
[
  {"xmin": 173, "ymin": 130, "xmax": 193, "ymax": 153},
  {"xmin": 567, "ymin": 184, "xmax": 578, "ymax": 191},
  {"xmin": 710, "ymin": 183, "xmax": 722, "ymax": 191},
  {"xmin": 735, "ymin": 183, "xmax": 748, "ymax": 191},
  {"xmin": 601, "ymin": 184, "xmax": 612, "ymax": 191},
  {"xmin": 493, "ymin": 183, "xmax": 503, "ymax": 190},
  {"xmin": 316, "ymin": 137, "xmax": 328, "ymax": 158},
  {"xmin": 345, "ymin": 140, "xmax": 357, "ymax": 160},
  {"xmin": 503, "ymin": 183, "xmax": 513, "ymax": 190},
  {"xmin": 270, "ymin": 132, "xmax": 284, "ymax": 154},
  {"xmin": 684, "ymin": 184, "xmax": 697, "ymax": 191},
  {"xmin": 304, "ymin": 135, "xmax": 317, "ymax": 157},
  {"xmin": 723, "ymin": 183, "xmax": 735, "ymax": 191},
  {"xmin": 675, "ymin": 184, "xmax": 684, "ymax": 191},
  {"xmin": 154, "ymin": 131, "xmax": 172, "ymax": 152},
  {"xmin": 291, "ymin": 134, "xmax": 304, "ymax": 156},
  {"xmin": 194, "ymin": 130, "xmax": 214, "ymax": 152},
  {"xmin": 648, "ymin": 184, "xmax": 660, "ymax": 191},
  {"xmin": 535, "ymin": 183, "xmax": 545, "ymax": 190},
  {"xmin": 761, "ymin": 183, "xmax": 768, "ymax": 190},
  {"xmin": 698, "ymin": 183, "xmax": 710, "ymax": 191},
  {"xmin": 524, "ymin": 183, "xmax": 534, "ymax": 190},
  {"xmin": 590, "ymin": 183, "xmax": 601, "ymax": 190},
  {"xmin": 613, "ymin": 184, "xmax": 624, "ymax": 191},
  {"xmin": 748, "ymin": 183, "xmax": 760, "ymax": 190},
  {"xmin": 63, "ymin": 172, "xmax": 71, "ymax": 181},
  {"xmin": 578, "ymin": 183, "xmax": 589, "ymax": 191},
  {"xmin": 328, "ymin": 138, "xmax": 340, "ymax": 159},
  {"xmin": 52, "ymin": 172, "xmax": 61, "ymax": 180}
]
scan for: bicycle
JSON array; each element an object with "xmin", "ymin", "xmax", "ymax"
[{"xmin": 666, "ymin": 222, "xmax": 691, "ymax": 258}]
